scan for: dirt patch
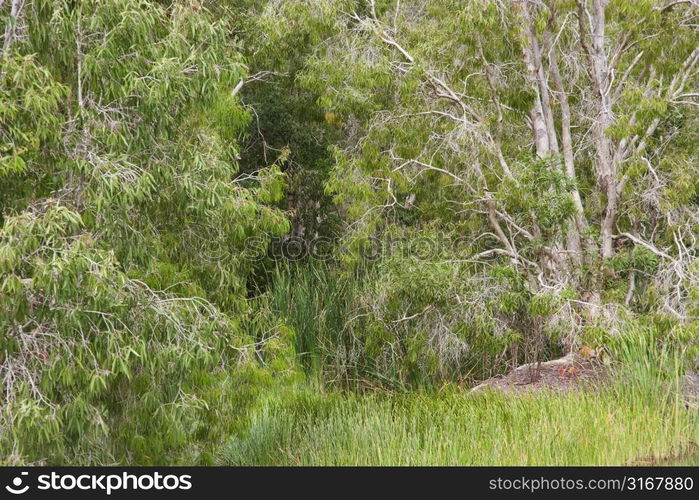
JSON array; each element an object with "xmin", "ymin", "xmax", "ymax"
[
  {"xmin": 471, "ymin": 353, "xmax": 606, "ymax": 393},
  {"xmin": 471, "ymin": 355, "xmax": 699, "ymax": 407}
]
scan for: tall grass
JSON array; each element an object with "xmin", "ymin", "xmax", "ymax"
[
  {"xmin": 223, "ymin": 383, "xmax": 698, "ymax": 466},
  {"xmin": 235, "ymin": 265, "xmax": 698, "ymax": 465},
  {"xmin": 264, "ymin": 263, "xmax": 361, "ymax": 380},
  {"xmin": 225, "ymin": 312, "xmax": 698, "ymax": 465},
  {"xmin": 607, "ymin": 325, "xmax": 689, "ymax": 403}
]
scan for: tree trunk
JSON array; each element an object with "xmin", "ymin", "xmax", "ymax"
[{"xmin": 2, "ymin": 0, "xmax": 23, "ymax": 57}]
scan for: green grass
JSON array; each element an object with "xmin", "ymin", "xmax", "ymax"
[
  {"xmin": 260, "ymin": 262, "xmax": 373, "ymax": 386},
  {"xmin": 222, "ymin": 381, "xmax": 698, "ymax": 465},
  {"xmin": 227, "ymin": 266, "xmax": 698, "ymax": 466},
  {"xmin": 266, "ymin": 263, "xmax": 352, "ymax": 373}
]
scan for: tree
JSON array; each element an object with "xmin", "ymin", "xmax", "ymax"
[
  {"xmin": 0, "ymin": 0, "xmax": 289, "ymax": 463},
  {"xmin": 297, "ymin": 0, "xmax": 698, "ymax": 381}
]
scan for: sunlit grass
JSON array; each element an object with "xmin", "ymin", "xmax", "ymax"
[
  {"xmin": 227, "ymin": 266, "xmax": 699, "ymax": 466},
  {"xmin": 223, "ymin": 381, "xmax": 697, "ymax": 465}
]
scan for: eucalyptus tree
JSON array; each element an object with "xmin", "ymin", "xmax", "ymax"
[
  {"xmin": 297, "ymin": 0, "xmax": 698, "ymax": 382},
  {"xmin": 0, "ymin": 0, "xmax": 290, "ymax": 463},
  {"xmin": 226, "ymin": 0, "xmax": 351, "ymax": 247}
]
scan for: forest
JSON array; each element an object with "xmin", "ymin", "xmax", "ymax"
[{"xmin": 0, "ymin": 0, "xmax": 697, "ymax": 465}]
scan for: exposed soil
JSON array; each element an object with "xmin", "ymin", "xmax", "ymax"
[
  {"xmin": 470, "ymin": 353, "xmax": 607, "ymax": 393},
  {"xmin": 471, "ymin": 354, "xmax": 699, "ymax": 411}
]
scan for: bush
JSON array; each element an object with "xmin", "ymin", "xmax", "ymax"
[{"xmin": 0, "ymin": 205, "xmax": 273, "ymax": 464}]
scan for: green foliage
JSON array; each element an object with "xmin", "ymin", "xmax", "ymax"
[
  {"xmin": 499, "ymin": 156, "xmax": 577, "ymax": 234},
  {"xmin": 609, "ymin": 246, "xmax": 660, "ymax": 274},
  {"xmin": 0, "ymin": 204, "xmax": 271, "ymax": 464},
  {"xmin": 225, "ymin": 0, "xmax": 354, "ymax": 250},
  {"xmin": 0, "ymin": 0, "xmax": 292, "ymax": 464},
  {"xmin": 0, "ymin": 54, "xmax": 67, "ymax": 219},
  {"xmin": 2, "ymin": 0, "xmax": 698, "ymax": 466},
  {"xmin": 292, "ymin": 0, "xmax": 699, "ymax": 386},
  {"xmin": 257, "ymin": 241, "xmax": 562, "ymax": 389}
]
